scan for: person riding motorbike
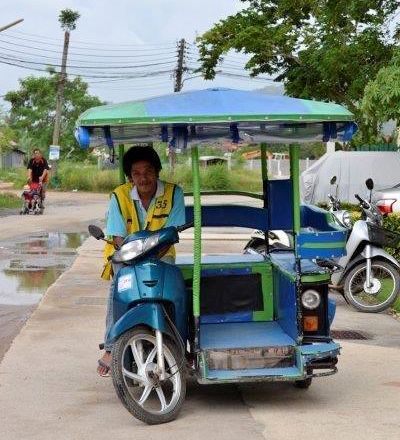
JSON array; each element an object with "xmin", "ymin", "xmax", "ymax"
[{"xmin": 97, "ymin": 146, "xmax": 185, "ymax": 376}]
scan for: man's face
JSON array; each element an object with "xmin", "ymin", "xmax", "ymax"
[
  {"xmin": 130, "ymin": 160, "xmax": 158, "ymax": 195},
  {"xmin": 33, "ymin": 150, "xmax": 42, "ymax": 159}
]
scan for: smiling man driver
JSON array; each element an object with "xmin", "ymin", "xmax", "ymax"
[{"xmin": 97, "ymin": 145, "xmax": 185, "ymax": 376}]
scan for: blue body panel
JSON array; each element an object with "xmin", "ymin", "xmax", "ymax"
[
  {"xmin": 185, "ymin": 205, "xmax": 268, "ymax": 230},
  {"xmin": 106, "ymin": 258, "xmax": 188, "ymax": 344},
  {"xmin": 267, "ymin": 179, "xmax": 294, "ymax": 230},
  {"xmin": 273, "ymin": 267, "xmax": 299, "ymax": 341},
  {"xmin": 297, "ymin": 230, "xmax": 348, "ymax": 259}
]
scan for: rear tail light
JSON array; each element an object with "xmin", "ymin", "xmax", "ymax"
[{"xmin": 376, "ymin": 199, "xmax": 396, "ymax": 213}]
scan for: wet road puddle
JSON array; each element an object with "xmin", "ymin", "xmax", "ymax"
[
  {"xmin": 0, "ymin": 232, "xmax": 88, "ymax": 306},
  {"xmin": 0, "ymin": 231, "xmax": 89, "ymax": 360}
]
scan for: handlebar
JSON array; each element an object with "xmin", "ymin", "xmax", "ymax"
[
  {"xmin": 176, "ymin": 221, "xmax": 194, "ymax": 233},
  {"xmin": 354, "ymin": 194, "xmax": 369, "ymax": 209}
]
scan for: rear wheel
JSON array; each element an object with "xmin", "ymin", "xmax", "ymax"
[
  {"xmin": 294, "ymin": 368, "xmax": 312, "ymax": 389},
  {"xmin": 344, "ymin": 259, "xmax": 400, "ymax": 312},
  {"xmin": 294, "ymin": 377, "xmax": 312, "ymax": 389},
  {"xmin": 111, "ymin": 326, "xmax": 186, "ymax": 425}
]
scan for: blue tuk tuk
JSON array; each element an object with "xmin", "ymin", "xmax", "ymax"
[{"xmin": 77, "ymin": 88, "xmax": 356, "ymax": 424}]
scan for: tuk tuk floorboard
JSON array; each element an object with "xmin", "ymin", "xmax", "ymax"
[{"xmin": 200, "ymin": 321, "xmax": 295, "ymax": 349}]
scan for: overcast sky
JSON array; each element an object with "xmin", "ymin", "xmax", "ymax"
[{"xmin": 0, "ymin": 0, "xmax": 280, "ymax": 108}]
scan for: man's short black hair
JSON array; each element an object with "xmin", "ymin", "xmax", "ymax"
[{"xmin": 122, "ymin": 146, "xmax": 162, "ymax": 177}]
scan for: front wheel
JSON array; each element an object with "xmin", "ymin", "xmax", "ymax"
[
  {"xmin": 344, "ymin": 259, "xmax": 400, "ymax": 312},
  {"xmin": 111, "ymin": 326, "xmax": 186, "ymax": 425}
]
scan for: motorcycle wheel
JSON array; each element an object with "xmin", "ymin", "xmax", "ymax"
[
  {"xmin": 111, "ymin": 326, "xmax": 186, "ymax": 425},
  {"xmin": 344, "ymin": 259, "xmax": 400, "ymax": 312}
]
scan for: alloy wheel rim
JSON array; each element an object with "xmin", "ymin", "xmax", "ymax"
[{"xmin": 120, "ymin": 333, "xmax": 181, "ymax": 415}]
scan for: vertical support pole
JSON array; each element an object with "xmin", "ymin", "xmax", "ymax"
[
  {"xmin": 290, "ymin": 144, "xmax": 303, "ymax": 344},
  {"xmin": 118, "ymin": 144, "xmax": 125, "ymax": 185},
  {"xmin": 191, "ymin": 146, "xmax": 201, "ymax": 318},
  {"xmin": 260, "ymin": 143, "xmax": 268, "ymax": 181},
  {"xmin": 290, "ymin": 144, "xmax": 301, "ymax": 235},
  {"xmin": 260, "ymin": 143, "xmax": 268, "ymax": 210}
]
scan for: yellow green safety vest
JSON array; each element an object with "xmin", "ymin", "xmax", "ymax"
[{"xmin": 101, "ymin": 181, "xmax": 176, "ymax": 280}]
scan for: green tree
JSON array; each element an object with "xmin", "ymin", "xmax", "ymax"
[
  {"xmin": 197, "ymin": 0, "xmax": 398, "ymax": 122},
  {"xmin": 59, "ymin": 9, "xmax": 80, "ymax": 31},
  {"xmin": 361, "ymin": 49, "xmax": 400, "ymax": 143},
  {"xmin": 5, "ymin": 75, "xmax": 104, "ymax": 160}
]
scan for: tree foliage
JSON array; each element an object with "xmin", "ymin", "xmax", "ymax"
[
  {"xmin": 361, "ymin": 49, "xmax": 400, "ymax": 130},
  {"xmin": 197, "ymin": 0, "xmax": 399, "ymax": 118},
  {"xmin": 0, "ymin": 106, "xmax": 15, "ymax": 153},
  {"xmin": 59, "ymin": 9, "xmax": 80, "ymax": 32},
  {"xmin": 5, "ymin": 75, "xmax": 104, "ymax": 159}
]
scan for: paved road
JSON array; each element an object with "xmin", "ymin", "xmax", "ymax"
[{"xmin": 0, "ymin": 192, "xmax": 399, "ymax": 439}]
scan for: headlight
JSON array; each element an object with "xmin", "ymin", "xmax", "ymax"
[
  {"xmin": 301, "ymin": 289, "xmax": 321, "ymax": 310},
  {"xmin": 335, "ymin": 210, "xmax": 352, "ymax": 228},
  {"xmin": 118, "ymin": 239, "xmax": 144, "ymax": 261},
  {"xmin": 113, "ymin": 233, "xmax": 161, "ymax": 263},
  {"xmin": 341, "ymin": 210, "xmax": 352, "ymax": 228}
]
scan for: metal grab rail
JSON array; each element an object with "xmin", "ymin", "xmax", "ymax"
[{"xmin": 183, "ymin": 190, "xmax": 263, "ymax": 200}]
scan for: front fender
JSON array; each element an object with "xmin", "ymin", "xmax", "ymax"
[
  {"xmin": 106, "ymin": 302, "xmax": 166, "ymax": 343},
  {"xmin": 361, "ymin": 246, "xmax": 400, "ymax": 269},
  {"xmin": 337, "ymin": 245, "xmax": 400, "ymax": 285}
]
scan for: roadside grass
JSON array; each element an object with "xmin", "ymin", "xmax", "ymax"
[
  {"xmin": 0, "ymin": 167, "xmax": 27, "ymax": 189},
  {"xmin": 160, "ymin": 163, "xmax": 262, "ymax": 192},
  {"xmin": 0, "ymin": 192, "xmax": 21, "ymax": 209},
  {"xmin": 53, "ymin": 162, "xmax": 119, "ymax": 192}
]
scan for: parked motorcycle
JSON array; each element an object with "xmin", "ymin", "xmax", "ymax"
[
  {"xmin": 244, "ymin": 229, "xmax": 291, "ymax": 254},
  {"xmin": 329, "ymin": 177, "xmax": 400, "ymax": 312}
]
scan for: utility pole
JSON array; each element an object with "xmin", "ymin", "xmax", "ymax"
[
  {"xmin": 169, "ymin": 38, "xmax": 186, "ymax": 174},
  {"xmin": 52, "ymin": 9, "xmax": 80, "ymax": 148},
  {"xmin": 52, "ymin": 30, "xmax": 69, "ymax": 147},
  {"xmin": 174, "ymin": 38, "xmax": 186, "ymax": 92},
  {"xmin": 50, "ymin": 9, "xmax": 79, "ymax": 186},
  {"xmin": 0, "ymin": 19, "xmax": 24, "ymax": 33}
]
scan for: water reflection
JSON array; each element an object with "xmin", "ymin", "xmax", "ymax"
[{"xmin": 0, "ymin": 232, "xmax": 88, "ymax": 306}]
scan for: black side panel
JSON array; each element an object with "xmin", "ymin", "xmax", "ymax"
[{"xmin": 200, "ymin": 274, "xmax": 263, "ymax": 315}]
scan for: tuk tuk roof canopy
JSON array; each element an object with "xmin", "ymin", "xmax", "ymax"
[{"xmin": 75, "ymin": 88, "xmax": 357, "ymax": 147}]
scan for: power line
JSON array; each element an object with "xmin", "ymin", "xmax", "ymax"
[
  {"xmin": 0, "ymin": 45, "xmax": 178, "ymax": 64},
  {"xmin": 0, "ymin": 53, "xmax": 177, "ymax": 70},
  {"xmin": 0, "ymin": 33, "xmax": 177, "ymax": 52},
  {"xmin": 4, "ymin": 29, "xmax": 176, "ymax": 48},
  {"xmin": 0, "ymin": 58, "xmax": 175, "ymax": 79},
  {"xmin": 0, "ymin": 38, "xmax": 178, "ymax": 58}
]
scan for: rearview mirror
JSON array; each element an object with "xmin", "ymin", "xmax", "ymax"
[
  {"xmin": 366, "ymin": 178, "xmax": 374, "ymax": 191},
  {"xmin": 330, "ymin": 176, "xmax": 337, "ymax": 185},
  {"xmin": 88, "ymin": 225, "xmax": 105, "ymax": 240}
]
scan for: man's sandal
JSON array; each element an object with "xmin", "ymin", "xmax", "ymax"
[{"xmin": 97, "ymin": 359, "xmax": 111, "ymax": 377}]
